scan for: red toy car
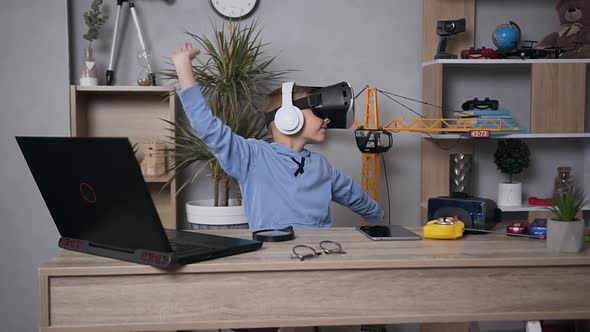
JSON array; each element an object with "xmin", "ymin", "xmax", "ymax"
[
  {"xmin": 507, "ymin": 221, "xmax": 529, "ymax": 235},
  {"xmin": 460, "ymin": 47, "xmax": 500, "ymax": 59}
]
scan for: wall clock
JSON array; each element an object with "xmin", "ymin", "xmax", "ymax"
[{"xmin": 210, "ymin": 0, "xmax": 259, "ymax": 20}]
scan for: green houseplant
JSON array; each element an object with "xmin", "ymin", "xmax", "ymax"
[
  {"xmin": 493, "ymin": 138, "xmax": 530, "ymax": 206},
  {"xmin": 80, "ymin": 0, "xmax": 108, "ymax": 86},
  {"xmin": 159, "ymin": 21, "xmax": 288, "ymax": 228},
  {"xmin": 546, "ymin": 187, "xmax": 587, "ymax": 252},
  {"xmin": 83, "ymin": 0, "xmax": 109, "ymax": 48}
]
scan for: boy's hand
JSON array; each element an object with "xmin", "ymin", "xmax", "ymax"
[
  {"xmin": 171, "ymin": 42, "xmax": 200, "ymax": 63},
  {"xmin": 171, "ymin": 43, "xmax": 201, "ymax": 90}
]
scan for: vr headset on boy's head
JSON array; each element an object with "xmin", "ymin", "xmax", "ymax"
[{"xmin": 265, "ymin": 81, "xmax": 355, "ymax": 135}]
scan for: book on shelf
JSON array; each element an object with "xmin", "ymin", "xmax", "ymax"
[
  {"xmin": 446, "ymin": 109, "xmax": 527, "ymax": 134},
  {"xmin": 470, "ymin": 119, "xmax": 517, "ymax": 126}
]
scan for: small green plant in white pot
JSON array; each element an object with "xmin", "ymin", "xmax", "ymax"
[
  {"xmin": 546, "ymin": 188, "xmax": 587, "ymax": 252},
  {"xmin": 494, "ymin": 138, "xmax": 530, "ymax": 206}
]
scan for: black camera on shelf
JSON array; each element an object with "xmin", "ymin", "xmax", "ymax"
[
  {"xmin": 462, "ymin": 98, "xmax": 499, "ymax": 111},
  {"xmin": 436, "ymin": 18, "xmax": 466, "ymax": 36},
  {"xmin": 434, "ymin": 18, "xmax": 466, "ymax": 60}
]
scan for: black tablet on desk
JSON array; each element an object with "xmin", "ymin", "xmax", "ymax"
[{"xmin": 357, "ymin": 225, "xmax": 422, "ymax": 241}]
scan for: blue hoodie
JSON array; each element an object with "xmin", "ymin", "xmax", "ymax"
[{"xmin": 178, "ymin": 84, "xmax": 384, "ymax": 229}]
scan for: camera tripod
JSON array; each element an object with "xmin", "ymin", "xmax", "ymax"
[{"xmin": 106, "ymin": 0, "xmax": 156, "ymax": 86}]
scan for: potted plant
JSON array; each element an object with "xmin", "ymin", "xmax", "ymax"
[
  {"xmin": 546, "ymin": 187, "xmax": 587, "ymax": 252},
  {"xmin": 493, "ymin": 138, "xmax": 530, "ymax": 206},
  {"xmin": 80, "ymin": 0, "xmax": 108, "ymax": 86},
  {"xmin": 160, "ymin": 21, "xmax": 288, "ymax": 229}
]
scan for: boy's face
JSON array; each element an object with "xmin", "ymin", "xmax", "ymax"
[{"xmin": 300, "ymin": 108, "xmax": 331, "ymax": 144}]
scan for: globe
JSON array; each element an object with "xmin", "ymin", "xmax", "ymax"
[{"xmin": 492, "ymin": 22, "xmax": 521, "ymax": 51}]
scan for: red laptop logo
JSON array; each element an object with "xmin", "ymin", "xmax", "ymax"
[{"xmin": 79, "ymin": 182, "xmax": 96, "ymax": 203}]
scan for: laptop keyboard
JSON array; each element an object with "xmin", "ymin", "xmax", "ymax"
[{"xmin": 169, "ymin": 241, "xmax": 212, "ymax": 254}]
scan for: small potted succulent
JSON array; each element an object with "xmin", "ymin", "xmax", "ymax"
[
  {"xmin": 493, "ymin": 138, "xmax": 530, "ymax": 206},
  {"xmin": 546, "ymin": 187, "xmax": 587, "ymax": 252}
]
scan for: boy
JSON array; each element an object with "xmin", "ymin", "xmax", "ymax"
[{"xmin": 171, "ymin": 43, "xmax": 383, "ymax": 229}]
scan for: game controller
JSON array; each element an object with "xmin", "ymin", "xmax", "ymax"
[
  {"xmin": 460, "ymin": 47, "xmax": 500, "ymax": 59},
  {"xmin": 462, "ymin": 98, "xmax": 499, "ymax": 111}
]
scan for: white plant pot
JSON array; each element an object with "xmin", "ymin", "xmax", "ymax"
[
  {"xmin": 547, "ymin": 218, "xmax": 585, "ymax": 253},
  {"xmin": 186, "ymin": 199, "xmax": 249, "ymax": 230},
  {"xmin": 497, "ymin": 182, "xmax": 522, "ymax": 206}
]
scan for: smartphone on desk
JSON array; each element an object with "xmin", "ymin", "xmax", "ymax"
[{"xmin": 357, "ymin": 225, "xmax": 422, "ymax": 241}]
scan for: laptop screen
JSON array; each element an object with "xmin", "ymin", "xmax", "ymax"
[{"xmin": 16, "ymin": 137, "xmax": 171, "ymax": 252}]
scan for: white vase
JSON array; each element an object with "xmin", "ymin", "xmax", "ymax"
[
  {"xmin": 186, "ymin": 199, "xmax": 249, "ymax": 230},
  {"xmin": 497, "ymin": 182, "xmax": 522, "ymax": 206},
  {"xmin": 79, "ymin": 47, "xmax": 98, "ymax": 86},
  {"xmin": 547, "ymin": 218, "xmax": 585, "ymax": 253}
]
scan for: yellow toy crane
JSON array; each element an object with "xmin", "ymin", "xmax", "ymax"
[
  {"xmin": 353, "ymin": 86, "xmax": 519, "ymax": 224},
  {"xmin": 355, "ymin": 88, "xmax": 384, "ymax": 203}
]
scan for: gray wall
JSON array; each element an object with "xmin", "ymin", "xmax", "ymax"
[
  {"xmin": 0, "ymin": 1, "xmax": 70, "ymax": 331},
  {"xmin": 68, "ymin": 0, "xmax": 424, "ymax": 229}
]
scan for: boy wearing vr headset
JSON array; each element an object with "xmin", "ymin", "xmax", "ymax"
[{"xmin": 171, "ymin": 43, "xmax": 383, "ymax": 230}]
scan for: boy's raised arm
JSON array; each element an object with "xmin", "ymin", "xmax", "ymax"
[
  {"xmin": 171, "ymin": 43, "xmax": 259, "ymax": 182},
  {"xmin": 171, "ymin": 43, "xmax": 199, "ymax": 90}
]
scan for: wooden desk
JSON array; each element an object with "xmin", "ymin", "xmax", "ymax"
[{"xmin": 40, "ymin": 228, "xmax": 590, "ymax": 332}]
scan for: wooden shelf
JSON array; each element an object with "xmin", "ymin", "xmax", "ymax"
[
  {"xmin": 497, "ymin": 204, "xmax": 590, "ymax": 212},
  {"xmin": 424, "ymin": 133, "xmax": 590, "ymax": 140},
  {"xmin": 499, "ymin": 205, "xmax": 548, "ymax": 212},
  {"xmin": 74, "ymin": 85, "xmax": 175, "ymax": 93},
  {"xmin": 69, "ymin": 85, "xmax": 180, "ymax": 229},
  {"xmin": 420, "ymin": 201, "xmax": 590, "ymax": 212},
  {"xmin": 144, "ymin": 173, "xmax": 174, "ymax": 184},
  {"xmin": 70, "ymin": 86, "xmax": 177, "ymax": 142},
  {"xmin": 422, "ymin": 58, "xmax": 590, "ymax": 67}
]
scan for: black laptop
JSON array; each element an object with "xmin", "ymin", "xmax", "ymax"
[{"xmin": 16, "ymin": 136, "xmax": 262, "ymax": 268}]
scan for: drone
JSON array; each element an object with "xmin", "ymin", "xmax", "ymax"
[{"xmin": 498, "ymin": 40, "xmax": 581, "ymax": 60}]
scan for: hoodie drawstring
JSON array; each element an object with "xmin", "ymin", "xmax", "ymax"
[{"xmin": 291, "ymin": 157, "xmax": 305, "ymax": 177}]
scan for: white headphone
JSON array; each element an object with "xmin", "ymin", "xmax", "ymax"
[{"xmin": 274, "ymin": 82, "xmax": 304, "ymax": 135}]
